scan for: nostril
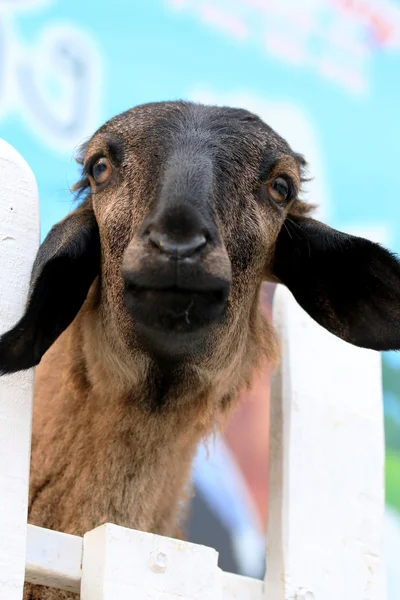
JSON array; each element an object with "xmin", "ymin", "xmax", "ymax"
[
  {"xmin": 148, "ymin": 230, "xmax": 164, "ymax": 252},
  {"xmin": 148, "ymin": 230, "xmax": 207, "ymax": 258},
  {"xmin": 180, "ymin": 234, "xmax": 207, "ymax": 257}
]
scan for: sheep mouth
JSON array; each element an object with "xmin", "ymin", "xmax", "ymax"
[
  {"xmin": 124, "ymin": 283, "xmax": 229, "ymax": 333},
  {"xmin": 122, "ymin": 279, "xmax": 229, "ymax": 358}
]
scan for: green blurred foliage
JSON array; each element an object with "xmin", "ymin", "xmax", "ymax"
[
  {"xmin": 386, "ymin": 451, "xmax": 400, "ymax": 512},
  {"xmin": 382, "ymin": 356, "xmax": 400, "ymax": 514}
]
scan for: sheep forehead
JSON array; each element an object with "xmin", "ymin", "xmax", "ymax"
[{"xmin": 87, "ymin": 101, "xmax": 294, "ymax": 171}]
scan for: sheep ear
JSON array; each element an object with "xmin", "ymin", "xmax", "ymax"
[
  {"xmin": 0, "ymin": 206, "xmax": 100, "ymax": 374},
  {"xmin": 272, "ymin": 215, "xmax": 400, "ymax": 351}
]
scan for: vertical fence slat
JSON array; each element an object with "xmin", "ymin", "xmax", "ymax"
[
  {"xmin": 265, "ymin": 285, "xmax": 386, "ymax": 600},
  {"xmin": 81, "ymin": 524, "xmax": 221, "ymax": 600},
  {"xmin": 0, "ymin": 139, "xmax": 39, "ymax": 600},
  {"xmin": 221, "ymin": 572, "xmax": 263, "ymax": 600}
]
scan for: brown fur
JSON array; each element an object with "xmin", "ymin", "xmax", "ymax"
[
  {"xmin": 25, "ymin": 283, "xmax": 274, "ymax": 599},
  {"xmin": 21, "ymin": 102, "xmax": 308, "ymax": 598}
]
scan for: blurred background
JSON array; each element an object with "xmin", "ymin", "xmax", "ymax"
[{"xmin": 0, "ymin": 0, "xmax": 399, "ymax": 596}]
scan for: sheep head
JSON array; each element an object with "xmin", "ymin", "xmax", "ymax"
[{"xmin": 2, "ymin": 101, "xmax": 400, "ymax": 379}]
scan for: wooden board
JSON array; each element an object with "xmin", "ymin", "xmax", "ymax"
[
  {"xmin": 265, "ymin": 285, "xmax": 386, "ymax": 600},
  {"xmin": 0, "ymin": 139, "xmax": 39, "ymax": 600}
]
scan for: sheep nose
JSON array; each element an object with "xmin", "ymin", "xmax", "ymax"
[{"xmin": 148, "ymin": 230, "xmax": 207, "ymax": 258}]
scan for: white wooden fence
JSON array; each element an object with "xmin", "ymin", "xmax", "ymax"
[{"xmin": 0, "ymin": 139, "xmax": 387, "ymax": 599}]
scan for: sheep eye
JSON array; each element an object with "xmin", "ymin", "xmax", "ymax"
[
  {"xmin": 268, "ymin": 177, "xmax": 290, "ymax": 204},
  {"xmin": 92, "ymin": 157, "xmax": 112, "ymax": 184}
]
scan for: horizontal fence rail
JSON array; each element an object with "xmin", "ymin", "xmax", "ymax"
[
  {"xmin": 25, "ymin": 523, "xmax": 264, "ymax": 600},
  {"xmin": 0, "ymin": 139, "xmax": 387, "ymax": 599},
  {"xmin": 25, "ymin": 526, "xmax": 83, "ymax": 594}
]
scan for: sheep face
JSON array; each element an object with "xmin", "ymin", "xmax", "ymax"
[
  {"xmin": 79, "ymin": 102, "xmax": 304, "ymax": 360},
  {"xmin": 2, "ymin": 100, "xmax": 400, "ymax": 378}
]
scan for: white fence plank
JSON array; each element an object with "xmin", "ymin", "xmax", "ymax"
[
  {"xmin": 221, "ymin": 572, "xmax": 263, "ymax": 600},
  {"xmin": 0, "ymin": 140, "xmax": 40, "ymax": 600},
  {"xmin": 265, "ymin": 285, "xmax": 386, "ymax": 600},
  {"xmin": 24, "ymin": 524, "xmax": 263, "ymax": 600},
  {"xmin": 81, "ymin": 524, "xmax": 220, "ymax": 600},
  {"xmin": 25, "ymin": 525, "xmax": 83, "ymax": 594}
]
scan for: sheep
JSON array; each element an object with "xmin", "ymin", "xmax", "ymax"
[{"xmin": 1, "ymin": 101, "xmax": 400, "ymax": 600}]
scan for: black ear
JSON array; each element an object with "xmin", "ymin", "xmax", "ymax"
[
  {"xmin": 0, "ymin": 206, "xmax": 100, "ymax": 374},
  {"xmin": 272, "ymin": 215, "xmax": 400, "ymax": 351}
]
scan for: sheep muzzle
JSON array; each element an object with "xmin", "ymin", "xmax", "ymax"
[{"xmin": 120, "ymin": 201, "xmax": 232, "ymax": 358}]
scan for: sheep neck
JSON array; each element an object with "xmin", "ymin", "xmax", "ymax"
[{"xmin": 27, "ymin": 290, "xmax": 271, "ymax": 538}]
